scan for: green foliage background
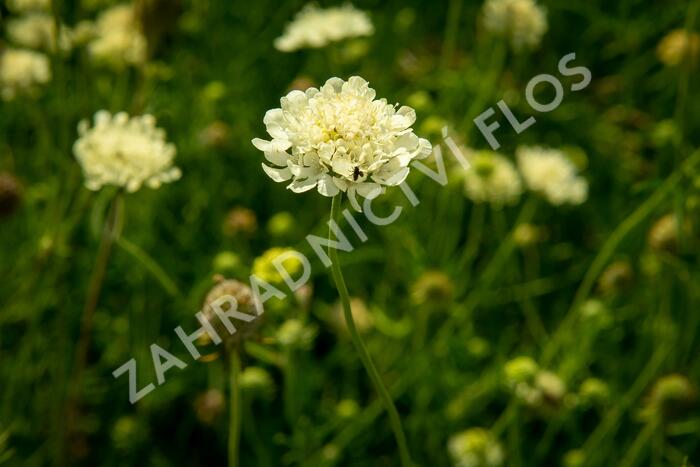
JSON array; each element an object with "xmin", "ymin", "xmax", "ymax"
[{"xmin": 1, "ymin": 0, "xmax": 699, "ymax": 465}]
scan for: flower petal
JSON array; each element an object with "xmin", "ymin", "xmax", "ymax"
[
  {"xmin": 317, "ymin": 174, "xmax": 340, "ymax": 197},
  {"xmin": 287, "ymin": 176, "xmax": 318, "ymax": 193},
  {"xmin": 355, "ymin": 182, "xmax": 383, "ymax": 199},
  {"xmin": 347, "ymin": 187, "xmax": 363, "ymax": 212},
  {"xmin": 262, "ymin": 163, "xmax": 292, "ymax": 182}
]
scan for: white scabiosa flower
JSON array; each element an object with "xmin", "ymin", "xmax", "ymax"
[
  {"xmin": 516, "ymin": 146, "xmax": 588, "ymax": 205},
  {"xmin": 6, "ymin": 0, "xmax": 50, "ymax": 13},
  {"xmin": 6, "ymin": 14, "xmax": 73, "ymax": 52},
  {"xmin": 0, "ymin": 48, "xmax": 51, "ymax": 101},
  {"xmin": 448, "ymin": 428, "xmax": 504, "ymax": 467},
  {"xmin": 252, "ymin": 76, "xmax": 431, "ymax": 210},
  {"xmin": 87, "ymin": 4, "xmax": 147, "ymax": 67},
  {"xmin": 463, "ymin": 150, "xmax": 522, "ymax": 206},
  {"xmin": 73, "ymin": 111, "xmax": 181, "ymax": 192},
  {"xmin": 275, "ymin": 4, "xmax": 373, "ymax": 52},
  {"xmin": 482, "ymin": 0, "xmax": 547, "ymax": 51}
]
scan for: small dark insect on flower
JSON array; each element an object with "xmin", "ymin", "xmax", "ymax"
[{"xmin": 353, "ymin": 166, "xmax": 364, "ymax": 181}]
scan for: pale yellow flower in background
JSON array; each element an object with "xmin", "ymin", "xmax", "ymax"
[
  {"xmin": 516, "ymin": 146, "xmax": 588, "ymax": 205},
  {"xmin": 0, "ymin": 48, "xmax": 51, "ymax": 101},
  {"xmin": 657, "ymin": 29, "xmax": 700, "ymax": 66},
  {"xmin": 463, "ymin": 150, "xmax": 522, "ymax": 206},
  {"xmin": 252, "ymin": 247, "xmax": 303, "ymax": 285},
  {"xmin": 275, "ymin": 3, "xmax": 373, "ymax": 52},
  {"xmin": 252, "ymin": 76, "xmax": 431, "ymax": 210},
  {"xmin": 6, "ymin": 0, "xmax": 50, "ymax": 13},
  {"xmin": 482, "ymin": 0, "xmax": 547, "ymax": 51},
  {"xmin": 448, "ymin": 428, "xmax": 504, "ymax": 467},
  {"xmin": 7, "ymin": 14, "xmax": 74, "ymax": 52},
  {"xmin": 73, "ymin": 111, "xmax": 180, "ymax": 192},
  {"xmin": 87, "ymin": 4, "xmax": 147, "ymax": 67}
]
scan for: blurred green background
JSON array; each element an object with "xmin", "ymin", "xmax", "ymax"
[{"xmin": 1, "ymin": 0, "xmax": 699, "ymax": 465}]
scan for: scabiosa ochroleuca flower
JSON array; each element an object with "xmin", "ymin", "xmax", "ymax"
[
  {"xmin": 516, "ymin": 146, "xmax": 588, "ymax": 205},
  {"xmin": 5, "ymin": 0, "xmax": 49, "ymax": 13},
  {"xmin": 252, "ymin": 76, "xmax": 432, "ymax": 210},
  {"xmin": 274, "ymin": 3, "xmax": 373, "ymax": 52},
  {"xmin": 73, "ymin": 111, "xmax": 180, "ymax": 192},
  {"xmin": 482, "ymin": 0, "xmax": 547, "ymax": 51},
  {"xmin": 0, "ymin": 47, "xmax": 51, "ymax": 100},
  {"xmin": 463, "ymin": 150, "xmax": 522, "ymax": 206},
  {"xmin": 6, "ymin": 14, "xmax": 73, "ymax": 52},
  {"xmin": 87, "ymin": 4, "xmax": 147, "ymax": 67},
  {"xmin": 448, "ymin": 428, "xmax": 504, "ymax": 467}
]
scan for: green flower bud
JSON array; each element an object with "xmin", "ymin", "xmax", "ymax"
[
  {"xmin": 336, "ymin": 399, "xmax": 360, "ymax": 419},
  {"xmin": 644, "ymin": 374, "xmax": 697, "ymax": 421},
  {"xmin": 267, "ymin": 212, "xmax": 296, "ymax": 239},
  {"xmin": 213, "ymin": 251, "xmax": 243, "ymax": 275},
  {"xmin": 579, "ymin": 378, "xmax": 610, "ymax": 405},
  {"xmin": 240, "ymin": 366, "xmax": 275, "ymax": 398},
  {"xmin": 563, "ymin": 449, "xmax": 586, "ymax": 467},
  {"xmin": 504, "ymin": 356, "xmax": 538, "ymax": 386},
  {"xmin": 448, "ymin": 428, "xmax": 504, "ymax": 467},
  {"xmin": 410, "ymin": 270, "xmax": 454, "ymax": 309},
  {"xmin": 276, "ymin": 319, "xmax": 317, "ymax": 349}
]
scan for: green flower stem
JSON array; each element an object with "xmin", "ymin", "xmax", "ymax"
[
  {"xmin": 116, "ymin": 236, "xmax": 181, "ymax": 298},
  {"xmin": 461, "ymin": 38, "xmax": 507, "ymax": 131},
  {"xmin": 242, "ymin": 396, "xmax": 272, "ymax": 467},
  {"xmin": 582, "ymin": 345, "xmax": 669, "ymax": 465},
  {"xmin": 65, "ymin": 193, "xmax": 123, "ymax": 460},
  {"xmin": 439, "ymin": 0, "xmax": 464, "ymax": 71},
  {"xmin": 283, "ymin": 347, "xmax": 301, "ymax": 425},
  {"xmin": 457, "ymin": 202, "xmax": 485, "ymax": 277},
  {"xmin": 542, "ymin": 149, "xmax": 700, "ymax": 366},
  {"xmin": 619, "ymin": 419, "xmax": 661, "ymax": 467},
  {"xmin": 228, "ymin": 349, "xmax": 242, "ymax": 467},
  {"xmin": 328, "ymin": 195, "xmax": 412, "ymax": 467}
]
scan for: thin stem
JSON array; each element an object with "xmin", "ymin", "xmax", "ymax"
[
  {"xmin": 439, "ymin": 0, "xmax": 463, "ymax": 71},
  {"xmin": 582, "ymin": 346, "xmax": 669, "ymax": 464},
  {"xmin": 242, "ymin": 396, "xmax": 272, "ymax": 467},
  {"xmin": 65, "ymin": 192, "xmax": 123, "ymax": 459},
  {"xmin": 619, "ymin": 419, "xmax": 660, "ymax": 467},
  {"xmin": 328, "ymin": 194, "xmax": 412, "ymax": 467},
  {"xmin": 458, "ymin": 202, "xmax": 485, "ymax": 276},
  {"xmin": 461, "ymin": 38, "xmax": 507, "ymax": 131},
  {"xmin": 228, "ymin": 349, "xmax": 242, "ymax": 467},
  {"xmin": 542, "ymin": 150, "xmax": 700, "ymax": 365},
  {"xmin": 283, "ymin": 347, "xmax": 300, "ymax": 425},
  {"xmin": 116, "ymin": 236, "xmax": 181, "ymax": 298}
]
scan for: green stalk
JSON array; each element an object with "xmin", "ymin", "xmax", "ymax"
[
  {"xmin": 439, "ymin": 0, "xmax": 463, "ymax": 71},
  {"xmin": 542, "ymin": 150, "xmax": 700, "ymax": 365},
  {"xmin": 328, "ymin": 195, "xmax": 412, "ymax": 467},
  {"xmin": 116, "ymin": 236, "xmax": 181, "ymax": 298},
  {"xmin": 619, "ymin": 419, "xmax": 661, "ymax": 467},
  {"xmin": 64, "ymin": 192, "xmax": 123, "ymax": 463},
  {"xmin": 228, "ymin": 349, "xmax": 242, "ymax": 467}
]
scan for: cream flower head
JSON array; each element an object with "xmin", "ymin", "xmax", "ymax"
[
  {"xmin": 482, "ymin": 0, "xmax": 548, "ymax": 51},
  {"xmin": 73, "ymin": 111, "xmax": 180, "ymax": 192},
  {"xmin": 87, "ymin": 4, "xmax": 147, "ymax": 67},
  {"xmin": 516, "ymin": 146, "xmax": 587, "ymax": 205},
  {"xmin": 6, "ymin": 0, "xmax": 50, "ymax": 13},
  {"xmin": 275, "ymin": 3, "xmax": 373, "ymax": 52},
  {"xmin": 6, "ymin": 14, "xmax": 73, "ymax": 52},
  {"xmin": 252, "ymin": 76, "xmax": 431, "ymax": 210},
  {"xmin": 463, "ymin": 150, "xmax": 522, "ymax": 206},
  {"xmin": 0, "ymin": 48, "xmax": 51, "ymax": 101},
  {"xmin": 448, "ymin": 428, "xmax": 504, "ymax": 467}
]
